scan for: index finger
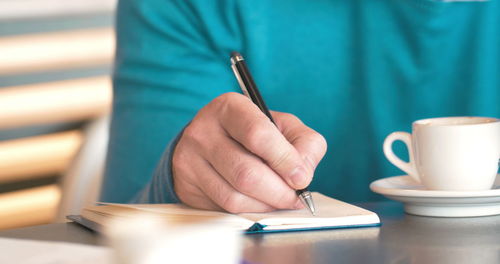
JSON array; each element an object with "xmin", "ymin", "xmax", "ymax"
[{"xmin": 216, "ymin": 93, "xmax": 310, "ymax": 190}]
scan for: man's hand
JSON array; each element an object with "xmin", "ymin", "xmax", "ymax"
[{"xmin": 172, "ymin": 92, "xmax": 327, "ymax": 213}]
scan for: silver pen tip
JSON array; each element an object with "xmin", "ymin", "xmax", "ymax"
[
  {"xmin": 305, "ymin": 197, "xmax": 316, "ymax": 216},
  {"xmin": 299, "ymin": 191, "xmax": 316, "ymax": 216}
]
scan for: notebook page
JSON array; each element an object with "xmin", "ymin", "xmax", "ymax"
[
  {"xmin": 85, "ymin": 204, "xmax": 254, "ymax": 230},
  {"xmin": 100, "ymin": 203, "xmax": 231, "ymax": 217},
  {"xmin": 238, "ymin": 193, "xmax": 379, "ymax": 227}
]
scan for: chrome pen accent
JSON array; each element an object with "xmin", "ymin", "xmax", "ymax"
[{"xmin": 230, "ymin": 51, "xmax": 317, "ymax": 216}]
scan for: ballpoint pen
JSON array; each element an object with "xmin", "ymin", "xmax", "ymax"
[{"xmin": 230, "ymin": 51, "xmax": 316, "ymax": 215}]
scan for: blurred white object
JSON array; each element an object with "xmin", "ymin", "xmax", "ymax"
[
  {"xmin": 105, "ymin": 214, "xmax": 242, "ymax": 264},
  {"xmin": 58, "ymin": 114, "xmax": 110, "ymax": 220},
  {"xmin": 0, "ymin": 237, "xmax": 112, "ymax": 264}
]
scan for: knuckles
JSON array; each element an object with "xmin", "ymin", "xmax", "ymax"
[
  {"xmin": 213, "ymin": 92, "xmax": 242, "ymax": 104},
  {"xmin": 232, "ymin": 163, "xmax": 260, "ymax": 193},
  {"xmin": 280, "ymin": 112, "xmax": 301, "ymax": 123},
  {"xmin": 181, "ymin": 124, "xmax": 201, "ymax": 143},
  {"xmin": 243, "ymin": 119, "xmax": 272, "ymax": 152},
  {"xmin": 208, "ymin": 92, "xmax": 245, "ymax": 114},
  {"xmin": 186, "ymin": 92, "xmax": 245, "ymax": 142}
]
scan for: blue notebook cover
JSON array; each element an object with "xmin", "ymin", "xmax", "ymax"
[{"xmin": 67, "ymin": 214, "xmax": 380, "ymax": 234}]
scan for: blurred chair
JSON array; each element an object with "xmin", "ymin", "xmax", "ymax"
[{"xmin": 0, "ymin": 6, "xmax": 115, "ymax": 229}]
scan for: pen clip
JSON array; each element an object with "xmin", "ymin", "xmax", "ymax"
[{"xmin": 231, "ymin": 64, "xmax": 251, "ymax": 99}]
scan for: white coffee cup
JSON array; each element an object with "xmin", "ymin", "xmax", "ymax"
[{"xmin": 383, "ymin": 117, "xmax": 500, "ymax": 191}]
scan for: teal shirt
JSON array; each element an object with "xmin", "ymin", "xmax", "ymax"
[{"xmin": 101, "ymin": 0, "xmax": 500, "ymax": 203}]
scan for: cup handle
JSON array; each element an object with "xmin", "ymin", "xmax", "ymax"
[{"xmin": 383, "ymin": 132, "xmax": 419, "ymax": 182}]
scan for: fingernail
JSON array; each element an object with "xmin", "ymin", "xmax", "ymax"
[{"xmin": 290, "ymin": 166, "xmax": 307, "ymax": 188}]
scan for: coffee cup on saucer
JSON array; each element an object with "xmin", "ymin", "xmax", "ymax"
[{"xmin": 383, "ymin": 117, "xmax": 500, "ymax": 191}]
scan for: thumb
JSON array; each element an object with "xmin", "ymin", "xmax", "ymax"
[{"xmin": 271, "ymin": 111, "xmax": 328, "ymax": 174}]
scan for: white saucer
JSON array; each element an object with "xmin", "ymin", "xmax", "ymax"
[{"xmin": 370, "ymin": 174, "xmax": 500, "ymax": 217}]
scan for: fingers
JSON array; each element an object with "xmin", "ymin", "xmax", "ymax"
[
  {"xmin": 217, "ymin": 93, "xmax": 310, "ymax": 190},
  {"xmin": 173, "ymin": 143, "xmax": 274, "ymax": 213},
  {"xmin": 271, "ymin": 111, "xmax": 328, "ymax": 172},
  {"xmin": 172, "ymin": 161, "xmax": 220, "ymax": 211},
  {"xmin": 172, "ymin": 92, "xmax": 326, "ymax": 214},
  {"xmin": 200, "ymin": 133, "xmax": 302, "ymax": 210},
  {"xmin": 172, "ymin": 156, "xmax": 221, "ymax": 210}
]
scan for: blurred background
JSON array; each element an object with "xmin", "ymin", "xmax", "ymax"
[{"xmin": 0, "ymin": 0, "xmax": 117, "ymax": 230}]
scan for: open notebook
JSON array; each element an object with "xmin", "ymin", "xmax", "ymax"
[{"xmin": 69, "ymin": 193, "xmax": 380, "ymax": 234}]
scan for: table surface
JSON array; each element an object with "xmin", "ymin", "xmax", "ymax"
[{"xmin": 1, "ymin": 201, "xmax": 499, "ymax": 264}]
